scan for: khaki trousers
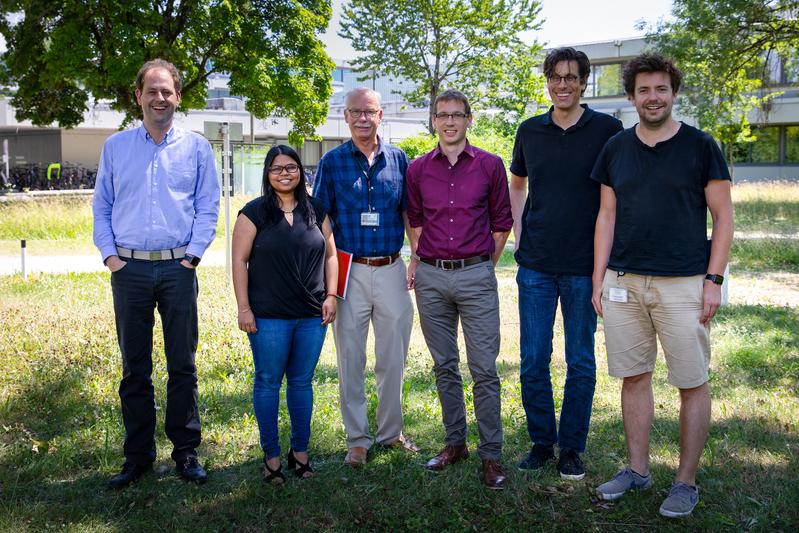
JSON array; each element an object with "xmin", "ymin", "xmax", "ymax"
[{"xmin": 333, "ymin": 259, "xmax": 414, "ymax": 449}]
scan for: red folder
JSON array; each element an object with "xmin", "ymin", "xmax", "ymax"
[{"xmin": 336, "ymin": 249, "xmax": 354, "ymax": 299}]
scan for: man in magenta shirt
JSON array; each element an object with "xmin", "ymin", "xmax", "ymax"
[{"xmin": 406, "ymin": 89, "xmax": 513, "ymax": 489}]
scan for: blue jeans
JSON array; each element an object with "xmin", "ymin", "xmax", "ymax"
[
  {"xmin": 248, "ymin": 317, "xmax": 327, "ymax": 459},
  {"xmin": 517, "ymin": 266, "xmax": 596, "ymax": 453}
]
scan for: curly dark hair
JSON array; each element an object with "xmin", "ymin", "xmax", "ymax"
[
  {"xmin": 261, "ymin": 144, "xmax": 316, "ymax": 227},
  {"xmin": 543, "ymin": 47, "xmax": 590, "ymax": 96},
  {"xmin": 622, "ymin": 53, "xmax": 683, "ymax": 96}
]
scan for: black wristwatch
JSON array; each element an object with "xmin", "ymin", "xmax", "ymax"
[
  {"xmin": 705, "ymin": 273, "xmax": 724, "ymax": 285},
  {"xmin": 184, "ymin": 254, "xmax": 201, "ymax": 267}
]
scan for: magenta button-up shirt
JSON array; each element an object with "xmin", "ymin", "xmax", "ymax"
[{"xmin": 407, "ymin": 142, "xmax": 513, "ymax": 260}]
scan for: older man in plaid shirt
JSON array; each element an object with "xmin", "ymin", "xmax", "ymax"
[{"xmin": 313, "ymin": 87, "xmax": 417, "ymax": 467}]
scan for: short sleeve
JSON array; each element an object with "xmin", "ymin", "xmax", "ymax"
[
  {"xmin": 590, "ymin": 141, "xmax": 612, "ymax": 187},
  {"xmin": 309, "ymin": 197, "xmax": 327, "ymax": 229},
  {"xmin": 509, "ymin": 123, "xmax": 527, "ymax": 177},
  {"xmin": 701, "ymin": 134, "xmax": 731, "ymax": 187},
  {"xmin": 238, "ymin": 197, "xmax": 264, "ymax": 227}
]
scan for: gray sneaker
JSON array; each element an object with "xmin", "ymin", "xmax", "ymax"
[
  {"xmin": 659, "ymin": 481, "xmax": 699, "ymax": 518},
  {"xmin": 596, "ymin": 467, "xmax": 652, "ymax": 500}
]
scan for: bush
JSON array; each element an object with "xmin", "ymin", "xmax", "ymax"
[{"xmin": 397, "ymin": 115, "xmax": 516, "ymax": 168}]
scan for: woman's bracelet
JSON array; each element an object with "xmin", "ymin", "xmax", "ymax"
[
  {"xmin": 238, "ymin": 306, "xmax": 251, "ymax": 313},
  {"xmin": 326, "ymin": 293, "xmax": 338, "ymax": 298}
]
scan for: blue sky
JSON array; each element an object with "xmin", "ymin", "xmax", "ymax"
[{"xmin": 321, "ymin": 0, "xmax": 674, "ymax": 60}]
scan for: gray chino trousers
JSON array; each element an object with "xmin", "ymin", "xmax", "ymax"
[{"xmin": 413, "ymin": 260, "xmax": 503, "ymax": 459}]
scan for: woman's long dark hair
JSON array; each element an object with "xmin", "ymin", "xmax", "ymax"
[{"xmin": 261, "ymin": 144, "xmax": 316, "ymax": 227}]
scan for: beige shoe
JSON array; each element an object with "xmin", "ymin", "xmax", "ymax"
[
  {"xmin": 344, "ymin": 446, "xmax": 368, "ymax": 467},
  {"xmin": 382, "ymin": 434, "xmax": 421, "ymax": 453}
]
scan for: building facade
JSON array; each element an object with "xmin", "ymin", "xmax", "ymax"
[{"xmin": 1, "ymin": 37, "xmax": 797, "ymax": 191}]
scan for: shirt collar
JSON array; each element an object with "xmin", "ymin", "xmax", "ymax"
[
  {"xmin": 542, "ymin": 104, "xmax": 595, "ymax": 129},
  {"xmin": 432, "ymin": 140, "xmax": 476, "ymax": 159},
  {"xmin": 347, "ymin": 136, "xmax": 386, "ymax": 158},
  {"xmin": 138, "ymin": 124, "xmax": 178, "ymax": 144}
]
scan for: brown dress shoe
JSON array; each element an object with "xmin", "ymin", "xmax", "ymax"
[
  {"xmin": 481, "ymin": 458, "xmax": 506, "ymax": 490},
  {"xmin": 383, "ymin": 434, "xmax": 421, "ymax": 453},
  {"xmin": 344, "ymin": 446, "xmax": 368, "ymax": 467},
  {"xmin": 424, "ymin": 444, "xmax": 469, "ymax": 471}
]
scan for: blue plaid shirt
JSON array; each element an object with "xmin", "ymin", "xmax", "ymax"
[{"xmin": 313, "ymin": 139, "xmax": 408, "ymax": 257}]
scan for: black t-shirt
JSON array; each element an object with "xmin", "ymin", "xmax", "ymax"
[
  {"xmin": 591, "ymin": 123, "xmax": 731, "ymax": 276},
  {"xmin": 510, "ymin": 105, "xmax": 623, "ymax": 276},
  {"xmin": 239, "ymin": 196, "xmax": 328, "ymax": 319}
]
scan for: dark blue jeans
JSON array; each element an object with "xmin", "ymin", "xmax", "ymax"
[
  {"xmin": 111, "ymin": 258, "xmax": 200, "ymax": 465},
  {"xmin": 248, "ymin": 317, "xmax": 327, "ymax": 459},
  {"xmin": 517, "ymin": 266, "xmax": 596, "ymax": 453}
]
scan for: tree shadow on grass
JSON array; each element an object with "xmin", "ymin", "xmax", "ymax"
[{"xmin": 3, "ymin": 412, "xmax": 796, "ymax": 532}]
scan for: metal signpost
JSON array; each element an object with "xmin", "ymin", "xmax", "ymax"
[
  {"xmin": 2, "ymin": 139, "xmax": 8, "ymax": 187},
  {"xmin": 204, "ymin": 121, "xmax": 242, "ymax": 284}
]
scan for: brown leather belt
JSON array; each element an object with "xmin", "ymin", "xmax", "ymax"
[
  {"xmin": 420, "ymin": 255, "xmax": 491, "ymax": 271},
  {"xmin": 352, "ymin": 252, "xmax": 401, "ymax": 267}
]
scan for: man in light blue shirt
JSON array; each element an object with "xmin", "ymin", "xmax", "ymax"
[{"xmin": 93, "ymin": 59, "xmax": 220, "ymax": 489}]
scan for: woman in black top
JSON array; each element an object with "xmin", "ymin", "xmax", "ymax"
[{"xmin": 232, "ymin": 145, "xmax": 337, "ymax": 484}]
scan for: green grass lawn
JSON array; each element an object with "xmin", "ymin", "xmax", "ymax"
[
  {"xmin": 0, "ymin": 265, "xmax": 797, "ymax": 531},
  {"xmin": 1, "ymin": 183, "xmax": 798, "ymax": 530}
]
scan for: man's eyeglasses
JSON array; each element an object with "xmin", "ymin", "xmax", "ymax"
[
  {"xmin": 547, "ymin": 74, "xmax": 581, "ymax": 85},
  {"xmin": 347, "ymin": 109, "xmax": 380, "ymax": 119},
  {"xmin": 433, "ymin": 112, "xmax": 469, "ymax": 120},
  {"xmin": 267, "ymin": 164, "xmax": 300, "ymax": 175}
]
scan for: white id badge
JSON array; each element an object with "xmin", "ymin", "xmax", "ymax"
[
  {"xmin": 361, "ymin": 212, "xmax": 380, "ymax": 226},
  {"xmin": 608, "ymin": 287, "xmax": 628, "ymax": 303}
]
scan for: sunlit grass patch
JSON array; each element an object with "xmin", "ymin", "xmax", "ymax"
[{"xmin": 1, "ymin": 266, "xmax": 798, "ymax": 530}]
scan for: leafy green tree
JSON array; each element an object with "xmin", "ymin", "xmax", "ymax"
[
  {"xmin": 0, "ymin": 0, "xmax": 335, "ymax": 143},
  {"xmin": 648, "ymin": 0, "xmax": 799, "ymax": 163},
  {"xmin": 339, "ymin": 0, "xmax": 545, "ymax": 133}
]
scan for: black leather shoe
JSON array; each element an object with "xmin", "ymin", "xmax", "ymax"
[
  {"xmin": 108, "ymin": 462, "xmax": 152, "ymax": 490},
  {"xmin": 176, "ymin": 457, "xmax": 208, "ymax": 484}
]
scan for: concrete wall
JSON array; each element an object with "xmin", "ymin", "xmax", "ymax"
[
  {"xmin": 0, "ymin": 127, "xmax": 61, "ymax": 168},
  {"xmin": 61, "ymin": 128, "xmax": 117, "ymax": 169}
]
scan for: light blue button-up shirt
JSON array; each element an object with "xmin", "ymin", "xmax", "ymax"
[{"xmin": 92, "ymin": 125, "xmax": 221, "ymax": 262}]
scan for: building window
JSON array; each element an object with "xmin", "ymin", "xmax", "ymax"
[
  {"xmin": 731, "ymin": 126, "xmax": 780, "ymax": 164},
  {"xmin": 301, "ymin": 141, "xmax": 322, "ymax": 166},
  {"xmin": 583, "ymin": 62, "xmax": 625, "ymax": 98},
  {"xmin": 594, "ymin": 63, "xmax": 623, "ymax": 97},
  {"xmin": 332, "ymin": 68, "xmax": 345, "ymax": 82},
  {"xmin": 783, "ymin": 54, "xmax": 799, "ymax": 85},
  {"xmin": 785, "ymin": 126, "xmax": 799, "ymax": 163},
  {"xmin": 728, "ymin": 125, "xmax": 799, "ymax": 165}
]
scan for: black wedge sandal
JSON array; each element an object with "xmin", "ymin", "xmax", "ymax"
[
  {"xmin": 263, "ymin": 457, "xmax": 286, "ymax": 485},
  {"xmin": 287, "ymin": 448, "xmax": 315, "ymax": 479}
]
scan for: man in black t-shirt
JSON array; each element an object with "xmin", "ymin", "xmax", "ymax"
[
  {"xmin": 510, "ymin": 47, "xmax": 622, "ymax": 481},
  {"xmin": 591, "ymin": 54, "xmax": 733, "ymax": 518}
]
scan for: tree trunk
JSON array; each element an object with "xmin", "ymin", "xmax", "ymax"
[{"xmin": 427, "ymin": 82, "xmax": 439, "ymax": 135}]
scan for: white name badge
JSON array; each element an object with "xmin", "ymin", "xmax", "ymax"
[
  {"xmin": 608, "ymin": 287, "xmax": 628, "ymax": 303},
  {"xmin": 361, "ymin": 212, "xmax": 380, "ymax": 226}
]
